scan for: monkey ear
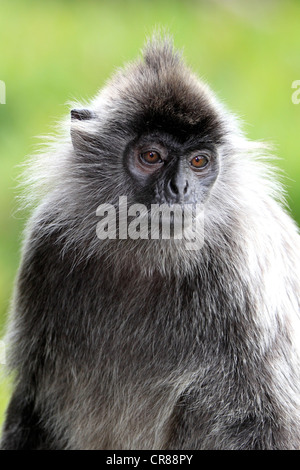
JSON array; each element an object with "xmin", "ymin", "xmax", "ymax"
[
  {"xmin": 70, "ymin": 108, "xmax": 99, "ymax": 153},
  {"xmin": 71, "ymin": 108, "xmax": 96, "ymax": 121}
]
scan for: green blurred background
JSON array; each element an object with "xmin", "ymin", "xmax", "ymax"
[{"xmin": 0, "ymin": 0, "xmax": 300, "ymax": 430}]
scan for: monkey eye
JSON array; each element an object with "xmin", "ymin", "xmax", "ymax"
[
  {"xmin": 190, "ymin": 155, "xmax": 209, "ymax": 170},
  {"xmin": 140, "ymin": 151, "xmax": 162, "ymax": 165}
]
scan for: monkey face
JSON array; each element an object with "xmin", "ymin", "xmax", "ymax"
[{"xmin": 124, "ymin": 131, "xmax": 220, "ymax": 207}]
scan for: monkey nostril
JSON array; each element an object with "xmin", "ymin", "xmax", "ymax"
[
  {"xmin": 169, "ymin": 179, "xmax": 179, "ymax": 195},
  {"xmin": 183, "ymin": 180, "xmax": 189, "ymax": 194}
]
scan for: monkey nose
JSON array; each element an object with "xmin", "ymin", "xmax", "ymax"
[{"xmin": 167, "ymin": 176, "xmax": 190, "ymax": 202}]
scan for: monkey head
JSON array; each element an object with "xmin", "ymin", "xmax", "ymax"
[{"xmin": 69, "ymin": 39, "xmax": 231, "ymax": 213}]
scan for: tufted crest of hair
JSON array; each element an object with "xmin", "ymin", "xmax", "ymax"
[{"xmin": 19, "ymin": 35, "xmax": 292, "ymax": 276}]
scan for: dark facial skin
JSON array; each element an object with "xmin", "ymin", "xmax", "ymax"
[{"xmin": 124, "ymin": 132, "xmax": 220, "ymax": 207}]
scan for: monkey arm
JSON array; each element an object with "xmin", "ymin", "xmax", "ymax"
[
  {"xmin": 163, "ymin": 339, "xmax": 300, "ymax": 451},
  {"xmin": 0, "ymin": 382, "xmax": 55, "ymax": 450},
  {"xmin": 0, "ymin": 228, "xmax": 69, "ymax": 450},
  {"xmin": 164, "ymin": 384, "xmax": 297, "ymax": 450}
]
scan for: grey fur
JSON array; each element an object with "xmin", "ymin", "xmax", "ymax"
[{"xmin": 1, "ymin": 36, "xmax": 300, "ymax": 450}]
